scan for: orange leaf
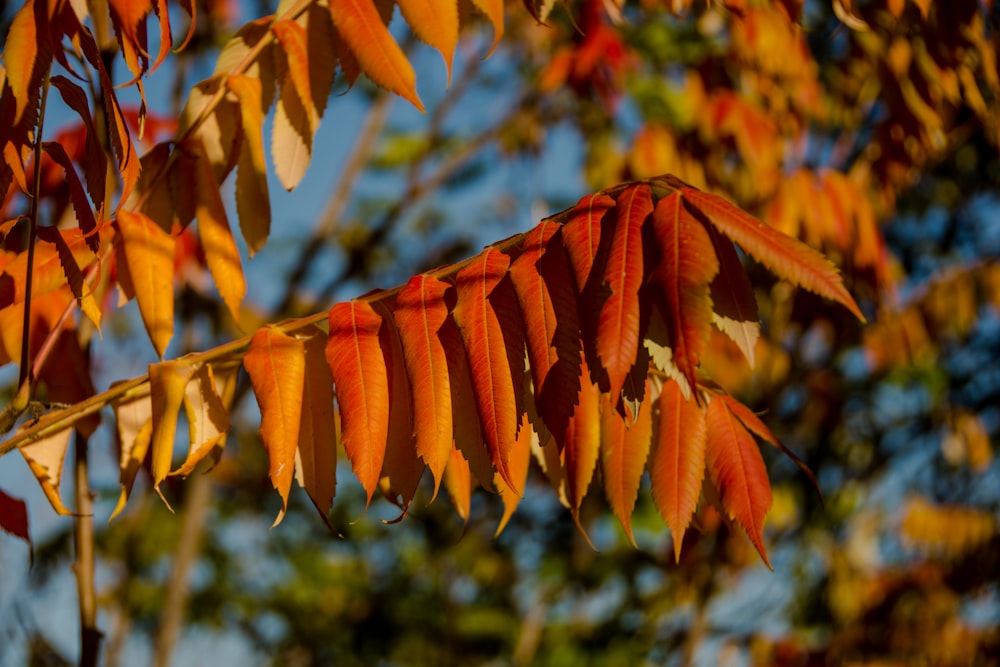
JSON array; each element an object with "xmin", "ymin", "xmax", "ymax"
[
  {"xmin": 443, "ymin": 446, "xmax": 472, "ymax": 523},
  {"xmin": 559, "ymin": 192, "xmax": 616, "ymax": 293},
  {"xmin": 295, "ymin": 328, "xmax": 338, "ymax": 521},
  {"xmin": 452, "ymin": 248, "xmax": 522, "ymax": 491},
  {"xmin": 191, "ymin": 141, "xmax": 246, "ymax": 326},
  {"xmin": 650, "ymin": 192, "xmax": 719, "ymax": 392},
  {"xmin": 393, "ymin": 274, "xmax": 453, "ymax": 498},
  {"xmin": 244, "ymin": 327, "xmax": 306, "ymax": 526},
  {"xmin": 149, "ymin": 360, "xmax": 197, "ymax": 503},
  {"xmin": 682, "ymin": 188, "xmax": 864, "ymax": 321},
  {"xmin": 441, "ymin": 317, "xmax": 495, "ymax": 491},
  {"xmin": 649, "ymin": 378, "xmax": 706, "ymax": 561},
  {"xmin": 373, "ymin": 299, "xmax": 422, "ymax": 515},
  {"xmin": 601, "ymin": 381, "xmax": 653, "ymax": 546},
  {"xmin": 561, "ymin": 351, "xmax": 601, "ymax": 539},
  {"xmin": 495, "ymin": 413, "xmax": 533, "ymax": 537},
  {"xmin": 468, "ymin": 0, "xmax": 505, "ymax": 55},
  {"xmin": 150, "ymin": 0, "xmax": 175, "ymax": 72},
  {"xmin": 707, "ymin": 224, "xmax": 759, "ymax": 367},
  {"xmin": 5, "ymin": 1, "xmax": 44, "ymax": 126},
  {"xmin": 34, "ymin": 226, "xmax": 101, "ymax": 332},
  {"xmin": 117, "ymin": 210, "xmax": 175, "ymax": 358},
  {"xmin": 226, "ymin": 74, "xmax": 272, "ymax": 255},
  {"xmin": 326, "ymin": 300, "xmax": 390, "ymax": 505},
  {"xmin": 397, "ymin": 0, "xmax": 459, "ymax": 82},
  {"xmin": 508, "ymin": 220, "xmax": 582, "ymax": 444},
  {"xmin": 705, "ymin": 395, "xmax": 772, "ymax": 567},
  {"xmin": 597, "ymin": 183, "xmax": 653, "ymax": 401},
  {"xmin": 272, "ymin": 20, "xmax": 317, "ymax": 133},
  {"xmin": 108, "ymin": 0, "xmax": 152, "ymax": 79},
  {"xmin": 0, "ymin": 488, "xmax": 31, "ymax": 556},
  {"xmin": 328, "ymin": 0, "xmax": 424, "ymax": 111},
  {"xmin": 19, "ymin": 426, "xmax": 72, "ymax": 516}
]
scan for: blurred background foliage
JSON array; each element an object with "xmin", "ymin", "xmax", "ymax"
[{"xmin": 1, "ymin": 0, "xmax": 999, "ymax": 665}]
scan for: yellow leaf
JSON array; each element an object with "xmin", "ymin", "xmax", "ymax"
[
  {"xmin": 227, "ymin": 74, "xmax": 272, "ymax": 255},
  {"xmin": 110, "ymin": 386, "xmax": 153, "ymax": 521},
  {"xmin": 4, "ymin": 1, "xmax": 43, "ymax": 126},
  {"xmin": 191, "ymin": 141, "xmax": 246, "ymax": 326},
  {"xmin": 19, "ymin": 427, "xmax": 73, "ymax": 516},
  {"xmin": 117, "ymin": 210, "xmax": 175, "ymax": 358},
  {"xmin": 172, "ymin": 364, "xmax": 231, "ymax": 477},
  {"xmin": 272, "ymin": 52, "xmax": 314, "ymax": 191},
  {"xmin": 244, "ymin": 327, "xmax": 306, "ymax": 526},
  {"xmin": 397, "ymin": 0, "xmax": 458, "ymax": 83},
  {"xmin": 215, "ymin": 18, "xmax": 277, "ymax": 110},
  {"xmin": 328, "ymin": 0, "xmax": 425, "ymax": 111},
  {"xmin": 149, "ymin": 360, "xmax": 197, "ymax": 504}
]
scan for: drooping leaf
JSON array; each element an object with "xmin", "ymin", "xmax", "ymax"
[
  {"xmin": 681, "ymin": 187, "xmax": 864, "ymax": 321},
  {"xmin": 373, "ymin": 299, "xmax": 422, "ymax": 514},
  {"xmin": 304, "ymin": 3, "xmax": 338, "ymax": 120},
  {"xmin": 110, "ymin": 385, "xmax": 153, "ymax": 521},
  {"xmin": 601, "ymin": 380, "xmax": 653, "ymax": 546},
  {"xmin": 443, "ymin": 446, "xmax": 472, "ymax": 523},
  {"xmin": 495, "ymin": 413, "xmax": 533, "ymax": 537},
  {"xmin": 561, "ymin": 351, "xmax": 601, "ymax": 539},
  {"xmin": 441, "ymin": 317, "xmax": 495, "ymax": 492},
  {"xmin": 452, "ymin": 248, "xmax": 521, "ymax": 491},
  {"xmin": 597, "ymin": 183, "xmax": 653, "ymax": 401},
  {"xmin": 326, "ymin": 300, "xmax": 390, "ymax": 506},
  {"xmin": 191, "ymin": 140, "xmax": 246, "ymax": 325},
  {"xmin": 392, "ymin": 274, "xmax": 452, "ymax": 498},
  {"xmin": 19, "ymin": 426, "xmax": 73, "ymax": 516},
  {"xmin": 226, "ymin": 74, "xmax": 271, "ymax": 255},
  {"xmin": 272, "ymin": 19, "xmax": 317, "ymax": 134},
  {"xmin": 468, "ymin": 0, "xmax": 505, "ymax": 54},
  {"xmin": 272, "ymin": 44, "xmax": 314, "ymax": 191},
  {"xmin": 706, "ymin": 224, "xmax": 759, "ymax": 367},
  {"xmin": 717, "ymin": 394, "xmax": 818, "ymax": 492},
  {"xmin": 172, "ymin": 364, "xmax": 231, "ymax": 477},
  {"xmin": 50, "ymin": 76, "xmax": 108, "ymax": 217},
  {"xmin": 215, "ymin": 18, "xmax": 277, "ymax": 111},
  {"xmin": 650, "ymin": 192, "xmax": 719, "ymax": 391},
  {"xmin": 41, "ymin": 141, "xmax": 100, "ymax": 254},
  {"xmin": 117, "ymin": 209, "xmax": 175, "ymax": 358},
  {"xmin": 705, "ymin": 394, "xmax": 772, "ymax": 567},
  {"xmin": 328, "ymin": 0, "xmax": 424, "ymax": 111},
  {"xmin": 5, "ymin": 0, "xmax": 46, "ymax": 126},
  {"xmin": 244, "ymin": 327, "xmax": 306, "ymax": 526},
  {"xmin": 34, "ymin": 226, "xmax": 101, "ymax": 331},
  {"xmin": 148, "ymin": 360, "xmax": 197, "ymax": 502},
  {"xmin": 294, "ymin": 328, "xmax": 338, "ymax": 521},
  {"xmin": 108, "ymin": 0, "xmax": 152, "ymax": 80},
  {"xmin": 0, "ymin": 488, "xmax": 31, "ymax": 556},
  {"xmin": 559, "ymin": 192, "xmax": 616, "ymax": 293},
  {"xmin": 649, "ymin": 378, "xmax": 706, "ymax": 561},
  {"xmin": 397, "ymin": 0, "xmax": 459, "ymax": 81},
  {"xmin": 508, "ymin": 220, "xmax": 582, "ymax": 444}
]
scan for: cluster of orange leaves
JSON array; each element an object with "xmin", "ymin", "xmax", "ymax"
[{"xmin": 0, "ymin": 0, "xmax": 863, "ymax": 564}]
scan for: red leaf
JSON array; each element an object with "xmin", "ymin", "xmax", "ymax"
[
  {"xmin": 649, "ymin": 378, "xmax": 706, "ymax": 561},
  {"xmin": 559, "ymin": 192, "xmax": 616, "ymax": 293},
  {"xmin": 705, "ymin": 395, "xmax": 772, "ymax": 567},
  {"xmin": 561, "ymin": 351, "xmax": 601, "ymax": 537},
  {"xmin": 326, "ymin": 300, "xmax": 389, "ymax": 506},
  {"xmin": 373, "ymin": 299, "xmax": 422, "ymax": 515},
  {"xmin": 495, "ymin": 413, "xmax": 533, "ymax": 537},
  {"xmin": 650, "ymin": 192, "xmax": 719, "ymax": 392},
  {"xmin": 393, "ymin": 274, "xmax": 452, "ymax": 498},
  {"xmin": 706, "ymin": 224, "xmax": 759, "ymax": 367},
  {"xmin": 0, "ymin": 488, "xmax": 31, "ymax": 558},
  {"xmin": 508, "ymin": 220, "xmax": 582, "ymax": 441},
  {"xmin": 452, "ymin": 248, "xmax": 522, "ymax": 491},
  {"xmin": 681, "ymin": 187, "xmax": 864, "ymax": 321},
  {"xmin": 597, "ymin": 183, "xmax": 653, "ymax": 400},
  {"xmin": 601, "ymin": 380, "xmax": 653, "ymax": 546}
]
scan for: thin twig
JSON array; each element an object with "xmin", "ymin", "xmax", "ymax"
[{"xmin": 73, "ymin": 431, "xmax": 101, "ymax": 667}]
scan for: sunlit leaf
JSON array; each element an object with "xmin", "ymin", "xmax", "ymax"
[
  {"xmin": 19, "ymin": 426, "xmax": 73, "ymax": 516},
  {"xmin": 244, "ymin": 327, "xmax": 306, "ymax": 526},
  {"xmin": 226, "ymin": 74, "xmax": 272, "ymax": 255},
  {"xmin": 601, "ymin": 380, "xmax": 653, "ymax": 546},
  {"xmin": 397, "ymin": 0, "xmax": 459, "ymax": 82},
  {"xmin": 117, "ymin": 209, "xmax": 175, "ymax": 358},
  {"xmin": 110, "ymin": 385, "xmax": 153, "ymax": 521},
  {"xmin": 149, "ymin": 360, "xmax": 197, "ymax": 504}
]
